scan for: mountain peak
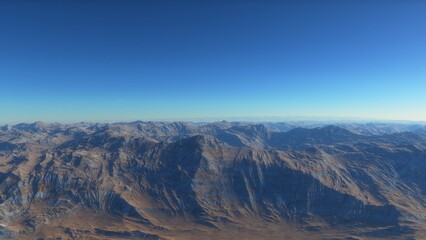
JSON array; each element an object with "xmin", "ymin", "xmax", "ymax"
[
  {"xmin": 13, "ymin": 121, "xmax": 48, "ymax": 132},
  {"xmin": 318, "ymin": 125, "xmax": 356, "ymax": 135}
]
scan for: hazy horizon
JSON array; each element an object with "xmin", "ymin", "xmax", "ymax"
[
  {"xmin": 1, "ymin": 1, "xmax": 425, "ymax": 123},
  {"xmin": 2, "ymin": 116, "xmax": 426, "ymax": 126}
]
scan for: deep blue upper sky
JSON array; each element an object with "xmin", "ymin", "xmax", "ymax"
[{"xmin": 1, "ymin": 0, "xmax": 425, "ymax": 123}]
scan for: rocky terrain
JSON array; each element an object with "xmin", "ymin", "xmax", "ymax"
[{"xmin": 1, "ymin": 121, "xmax": 426, "ymax": 239}]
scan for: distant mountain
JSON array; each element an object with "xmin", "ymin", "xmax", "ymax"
[
  {"xmin": 415, "ymin": 127, "xmax": 426, "ymax": 135},
  {"xmin": 268, "ymin": 125, "xmax": 359, "ymax": 150},
  {"xmin": 1, "ymin": 122, "xmax": 426, "ymax": 239}
]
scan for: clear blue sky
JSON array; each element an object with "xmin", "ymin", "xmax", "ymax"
[{"xmin": 1, "ymin": 0, "xmax": 425, "ymax": 123}]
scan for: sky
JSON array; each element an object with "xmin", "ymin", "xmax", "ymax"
[{"xmin": 1, "ymin": 0, "xmax": 426, "ymax": 123}]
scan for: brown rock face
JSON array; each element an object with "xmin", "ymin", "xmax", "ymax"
[{"xmin": 1, "ymin": 122, "xmax": 426, "ymax": 239}]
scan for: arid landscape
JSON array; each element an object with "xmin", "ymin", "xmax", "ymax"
[
  {"xmin": 1, "ymin": 121, "xmax": 426, "ymax": 239},
  {"xmin": 2, "ymin": 0, "xmax": 426, "ymax": 239}
]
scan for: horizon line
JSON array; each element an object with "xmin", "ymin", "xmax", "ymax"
[{"xmin": 2, "ymin": 116, "xmax": 426, "ymax": 126}]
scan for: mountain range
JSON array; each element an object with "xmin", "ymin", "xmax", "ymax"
[{"xmin": 1, "ymin": 121, "xmax": 426, "ymax": 239}]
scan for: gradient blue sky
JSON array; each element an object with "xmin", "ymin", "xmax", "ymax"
[{"xmin": 1, "ymin": 0, "xmax": 426, "ymax": 123}]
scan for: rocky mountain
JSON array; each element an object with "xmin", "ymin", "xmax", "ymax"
[{"xmin": 1, "ymin": 121, "xmax": 426, "ymax": 239}]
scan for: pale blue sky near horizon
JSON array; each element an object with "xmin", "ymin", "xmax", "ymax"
[{"xmin": 1, "ymin": 0, "xmax": 426, "ymax": 123}]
